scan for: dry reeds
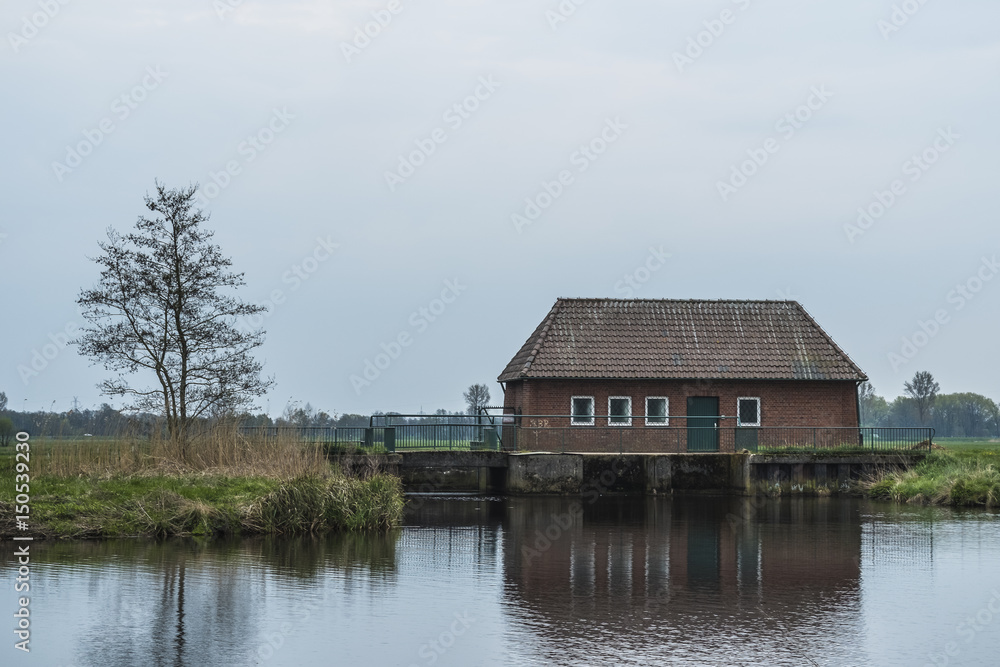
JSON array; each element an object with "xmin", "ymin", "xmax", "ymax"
[
  {"xmin": 32, "ymin": 422, "xmax": 330, "ymax": 479},
  {"xmin": 0, "ymin": 422, "xmax": 406, "ymax": 537}
]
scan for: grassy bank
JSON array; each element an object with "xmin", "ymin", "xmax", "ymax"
[
  {"xmin": 864, "ymin": 449, "xmax": 1000, "ymax": 507},
  {"xmin": 0, "ymin": 472, "xmax": 404, "ymax": 538},
  {"xmin": 0, "ymin": 427, "xmax": 405, "ymax": 538}
]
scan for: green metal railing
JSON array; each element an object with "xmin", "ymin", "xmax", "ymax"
[
  {"xmin": 240, "ymin": 423, "xmax": 508, "ymax": 453},
  {"xmin": 241, "ymin": 426, "xmax": 369, "ymax": 446}
]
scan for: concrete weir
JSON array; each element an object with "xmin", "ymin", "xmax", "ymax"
[{"xmin": 392, "ymin": 451, "xmax": 925, "ymax": 496}]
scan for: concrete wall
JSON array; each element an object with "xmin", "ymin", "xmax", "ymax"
[
  {"xmin": 507, "ymin": 453, "xmax": 582, "ymax": 494},
  {"xmin": 748, "ymin": 453, "xmax": 921, "ymax": 496},
  {"xmin": 395, "ymin": 451, "xmax": 923, "ymax": 496}
]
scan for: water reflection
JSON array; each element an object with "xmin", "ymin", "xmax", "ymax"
[
  {"xmin": 503, "ymin": 496, "xmax": 862, "ymax": 596},
  {"xmin": 2, "ymin": 496, "xmax": 999, "ymax": 666},
  {"xmin": 6, "ymin": 534, "xmax": 400, "ymax": 667},
  {"xmin": 496, "ymin": 496, "xmax": 869, "ymax": 664}
]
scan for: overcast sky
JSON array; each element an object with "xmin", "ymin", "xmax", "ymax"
[{"xmin": 2, "ymin": 0, "xmax": 998, "ymax": 417}]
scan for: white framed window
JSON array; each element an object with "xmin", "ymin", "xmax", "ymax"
[
  {"xmin": 645, "ymin": 397, "xmax": 669, "ymax": 426},
  {"xmin": 737, "ymin": 397, "xmax": 761, "ymax": 427},
  {"xmin": 608, "ymin": 396, "xmax": 632, "ymax": 426},
  {"xmin": 571, "ymin": 396, "xmax": 595, "ymax": 425}
]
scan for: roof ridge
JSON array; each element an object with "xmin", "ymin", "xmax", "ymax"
[{"xmin": 554, "ymin": 297, "xmax": 797, "ymax": 303}]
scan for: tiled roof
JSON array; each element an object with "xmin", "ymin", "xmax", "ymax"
[{"xmin": 498, "ymin": 299, "xmax": 867, "ymax": 382}]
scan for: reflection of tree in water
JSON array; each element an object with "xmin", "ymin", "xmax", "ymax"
[
  {"xmin": 25, "ymin": 532, "xmax": 400, "ymax": 667},
  {"xmin": 501, "ymin": 496, "xmax": 868, "ymax": 666},
  {"xmin": 253, "ymin": 532, "xmax": 400, "ymax": 577},
  {"xmin": 151, "ymin": 548, "xmax": 187, "ymax": 667}
]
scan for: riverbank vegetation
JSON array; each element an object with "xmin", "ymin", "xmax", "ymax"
[
  {"xmin": 864, "ymin": 449, "xmax": 1000, "ymax": 507},
  {"xmin": 0, "ymin": 425, "xmax": 405, "ymax": 539}
]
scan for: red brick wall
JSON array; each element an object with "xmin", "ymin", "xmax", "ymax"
[{"xmin": 502, "ymin": 378, "xmax": 859, "ymax": 428}]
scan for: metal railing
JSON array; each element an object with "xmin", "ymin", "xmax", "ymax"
[
  {"xmin": 240, "ymin": 426, "xmax": 369, "ymax": 446},
  {"xmin": 240, "ymin": 423, "xmax": 509, "ymax": 452},
  {"xmin": 515, "ymin": 425, "xmax": 934, "ymax": 454},
  {"xmin": 369, "ymin": 413, "xmax": 511, "ymax": 451},
  {"xmin": 240, "ymin": 423, "xmax": 934, "ymax": 454}
]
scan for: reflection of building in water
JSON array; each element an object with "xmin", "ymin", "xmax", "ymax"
[
  {"xmin": 401, "ymin": 496, "xmax": 506, "ymax": 573},
  {"xmin": 503, "ymin": 496, "xmax": 863, "ymax": 632}
]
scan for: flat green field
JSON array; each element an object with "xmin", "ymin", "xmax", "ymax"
[{"xmin": 934, "ymin": 437, "xmax": 1000, "ymax": 452}]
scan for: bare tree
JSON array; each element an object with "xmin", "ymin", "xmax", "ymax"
[
  {"xmin": 904, "ymin": 371, "xmax": 940, "ymax": 425},
  {"xmin": 75, "ymin": 182, "xmax": 273, "ymax": 454},
  {"xmin": 464, "ymin": 383, "xmax": 491, "ymax": 421},
  {"xmin": 0, "ymin": 391, "xmax": 7, "ymax": 412}
]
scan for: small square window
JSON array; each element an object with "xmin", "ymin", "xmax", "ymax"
[
  {"xmin": 646, "ymin": 397, "xmax": 668, "ymax": 426},
  {"xmin": 737, "ymin": 397, "xmax": 760, "ymax": 427},
  {"xmin": 608, "ymin": 396, "xmax": 632, "ymax": 426},
  {"xmin": 571, "ymin": 396, "xmax": 594, "ymax": 425}
]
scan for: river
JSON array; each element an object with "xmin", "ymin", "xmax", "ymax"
[{"xmin": 2, "ymin": 495, "xmax": 999, "ymax": 666}]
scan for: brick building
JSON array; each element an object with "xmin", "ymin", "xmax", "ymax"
[{"xmin": 497, "ymin": 298, "xmax": 867, "ymax": 452}]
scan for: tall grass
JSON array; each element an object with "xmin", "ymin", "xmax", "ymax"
[
  {"xmin": 0, "ymin": 423, "xmax": 405, "ymax": 537},
  {"xmin": 31, "ymin": 422, "xmax": 329, "ymax": 478},
  {"xmin": 864, "ymin": 450, "xmax": 1000, "ymax": 507},
  {"xmin": 245, "ymin": 475, "xmax": 404, "ymax": 534}
]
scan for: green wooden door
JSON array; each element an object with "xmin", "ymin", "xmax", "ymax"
[{"xmin": 687, "ymin": 397, "xmax": 719, "ymax": 452}]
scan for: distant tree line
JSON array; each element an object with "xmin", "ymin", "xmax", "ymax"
[
  {"xmin": 0, "ymin": 403, "xmax": 487, "ymax": 440},
  {"xmin": 7, "ymin": 374, "xmax": 997, "ymax": 442},
  {"xmin": 0, "ymin": 400, "xmax": 138, "ymax": 439},
  {"xmin": 859, "ymin": 371, "xmax": 1000, "ymax": 437},
  {"xmin": 0, "ymin": 382, "xmax": 496, "ymax": 442},
  {"xmin": 5, "ymin": 377, "xmax": 994, "ymax": 442}
]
